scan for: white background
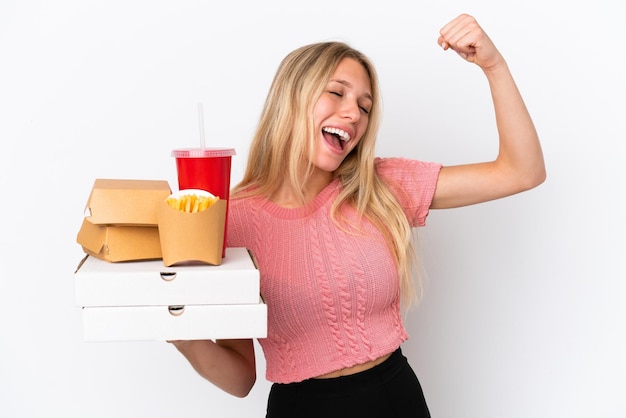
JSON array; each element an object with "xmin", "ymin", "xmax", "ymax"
[{"xmin": 1, "ymin": 1, "xmax": 625, "ymax": 417}]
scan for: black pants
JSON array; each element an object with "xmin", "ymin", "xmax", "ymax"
[{"xmin": 265, "ymin": 348, "xmax": 431, "ymax": 418}]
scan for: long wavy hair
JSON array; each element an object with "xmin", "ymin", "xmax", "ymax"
[{"xmin": 232, "ymin": 41, "xmax": 420, "ymax": 308}]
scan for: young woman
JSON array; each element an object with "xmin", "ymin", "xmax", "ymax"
[{"xmin": 171, "ymin": 14, "xmax": 546, "ymax": 418}]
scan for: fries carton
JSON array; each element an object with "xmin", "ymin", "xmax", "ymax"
[
  {"xmin": 157, "ymin": 189, "xmax": 227, "ymax": 266},
  {"xmin": 76, "ymin": 179, "xmax": 172, "ymax": 262}
]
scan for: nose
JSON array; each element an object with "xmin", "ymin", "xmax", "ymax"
[{"xmin": 340, "ymin": 98, "xmax": 360, "ymax": 122}]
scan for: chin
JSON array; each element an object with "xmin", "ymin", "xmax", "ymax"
[{"xmin": 313, "ymin": 159, "xmax": 343, "ymax": 174}]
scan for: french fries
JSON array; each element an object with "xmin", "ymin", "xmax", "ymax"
[{"xmin": 166, "ymin": 193, "xmax": 219, "ymax": 213}]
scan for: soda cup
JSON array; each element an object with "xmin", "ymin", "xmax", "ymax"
[{"xmin": 171, "ymin": 148, "xmax": 236, "ymax": 257}]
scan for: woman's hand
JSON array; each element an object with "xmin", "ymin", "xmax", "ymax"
[{"xmin": 438, "ymin": 14, "xmax": 504, "ymax": 71}]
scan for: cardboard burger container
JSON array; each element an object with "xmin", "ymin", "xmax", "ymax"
[
  {"xmin": 157, "ymin": 189, "xmax": 226, "ymax": 267},
  {"xmin": 76, "ymin": 219, "xmax": 162, "ymax": 263},
  {"xmin": 76, "ymin": 179, "xmax": 172, "ymax": 262}
]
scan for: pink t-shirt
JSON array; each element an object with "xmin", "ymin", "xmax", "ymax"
[{"xmin": 227, "ymin": 157, "xmax": 442, "ymax": 383}]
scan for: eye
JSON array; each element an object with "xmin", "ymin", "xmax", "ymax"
[
  {"xmin": 329, "ymin": 90, "xmax": 342, "ymax": 97},
  {"xmin": 359, "ymin": 101, "xmax": 371, "ymax": 114}
]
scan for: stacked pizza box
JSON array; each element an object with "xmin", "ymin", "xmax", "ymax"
[{"xmin": 74, "ymin": 247, "xmax": 266, "ymax": 342}]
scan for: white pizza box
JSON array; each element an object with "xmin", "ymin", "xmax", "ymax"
[
  {"xmin": 81, "ymin": 298, "xmax": 267, "ymax": 342},
  {"xmin": 74, "ymin": 247, "xmax": 259, "ymax": 307}
]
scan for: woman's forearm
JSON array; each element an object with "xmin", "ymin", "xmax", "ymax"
[
  {"xmin": 171, "ymin": 338, "xmax": 256, "ymax": 398},
  {"xmin": 484, "ymin": 61, "xmax": 546, "ymax": 190}
]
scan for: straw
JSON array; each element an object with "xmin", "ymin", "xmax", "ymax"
[{"xmin": 198, "ymin": 102, "xmax": 206, "ymax": 150}]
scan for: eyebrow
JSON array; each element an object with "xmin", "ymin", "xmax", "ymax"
[{"xmin": 329, "ymin": 79, "xmax": 373, "ymax": 102}]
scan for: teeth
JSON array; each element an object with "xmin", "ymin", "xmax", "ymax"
[{"xmin": 323, "ymin": 127, "xmax": 351, "ymax": 141}]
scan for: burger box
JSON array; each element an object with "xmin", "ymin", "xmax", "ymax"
[
  {"xmin": 76, "ymin": 218, "xmax": 163, "ymax": 262},
  {"xmin": 74, "ymin": 247, "xmax": 267, "ymax": 342},
  {"xmin": 76, "ymin": 179, "xmax": 172, "ymax": 262},
  {"xmin": 84, "ymin": 178, "xmax": 172, "ymax": 225}
]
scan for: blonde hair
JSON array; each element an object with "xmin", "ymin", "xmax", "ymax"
[{"xmin": 233, "ymin": 41, "xmax": 420, "ymax": 308}]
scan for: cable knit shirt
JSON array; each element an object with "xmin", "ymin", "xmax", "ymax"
[{"xmin": 226, "ymin": 157, "xmax": 442, "ymax": 383}]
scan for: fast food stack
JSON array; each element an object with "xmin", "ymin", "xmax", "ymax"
[{"xmin": 73, "ymin": 178, "xmax": 266, "ymax": 342}]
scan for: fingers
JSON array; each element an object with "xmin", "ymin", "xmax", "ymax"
[
  {"xmin": 438, "ymin": 14, "xmax": 482, "ymax": 61},
  {"xmin": 440, "ymin": 14, "xmax": 478, "ymax": 44},
  {"xmin": 437, "ymin": 14, "xmax": 502, "ymax": 68}
]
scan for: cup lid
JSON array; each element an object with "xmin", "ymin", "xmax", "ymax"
[{"xmin": 171, "ymin": 148, "xmax": 236, "ymax": 158}]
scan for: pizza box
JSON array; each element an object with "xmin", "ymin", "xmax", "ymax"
[
  {"xmin": 74, "ymin": 247, "xmax": 259, "ymax": 307},
  {"xmin": 80, "ymin": 298, "xmax": 267, "ymax": 342}
]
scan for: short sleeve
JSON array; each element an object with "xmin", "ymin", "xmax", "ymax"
[{"xmin": 375, "ymin": 157, "xmax": 442, "ymax": 227}]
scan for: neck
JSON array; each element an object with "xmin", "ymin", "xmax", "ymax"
[{"xmin": 270, "ymin": 169, "xmax": 333, "ymax": 208}]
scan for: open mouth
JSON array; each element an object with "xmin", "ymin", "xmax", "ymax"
[{"xmin": 322, "ymin": 127, "xmax": 351, "ymax": 150}]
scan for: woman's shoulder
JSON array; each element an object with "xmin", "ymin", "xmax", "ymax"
[
  {"xmin": 374, "ymin": 157, "xmax": 443, "ymax": 227},
  {"xmin": 374, "ymin": 157, "xmax": 442, "ymax": 180}
]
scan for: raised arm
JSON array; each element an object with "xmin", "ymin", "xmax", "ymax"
[
  {"xmin": 170, "ymin": 338, "xmax": 256, "ymax": 398},
  {"xmin": 431, "ymin": 14, "xmax": 546, "ymax": 209}
]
